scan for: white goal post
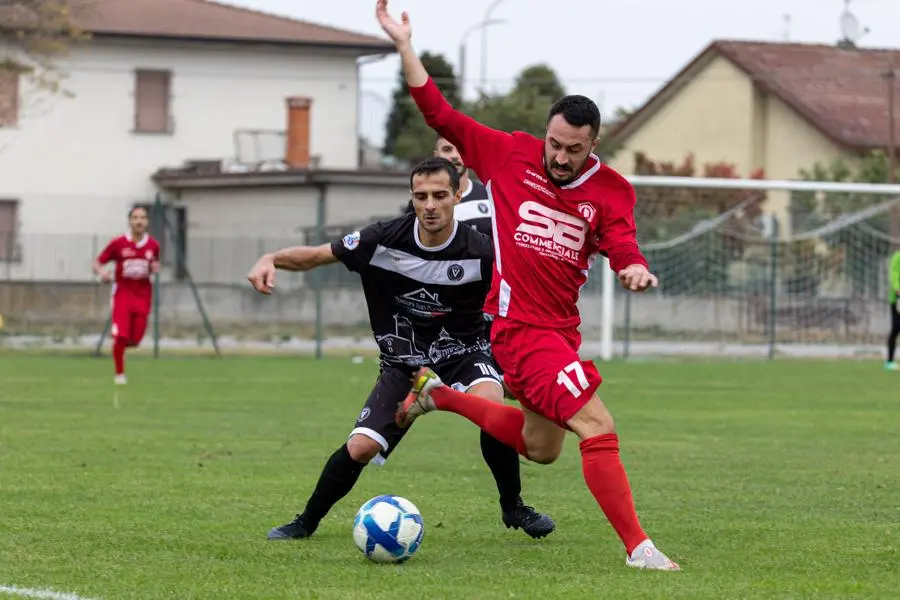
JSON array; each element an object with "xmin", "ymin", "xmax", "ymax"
[{"xmin": 595, "ymin": 176, "xmax": 900, "ymax": 361}]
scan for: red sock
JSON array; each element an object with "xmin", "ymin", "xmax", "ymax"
[
  {"xmin": 113, "ymin": 337, "xmax": 127, "ymax": 375},
  {"xmin": 430, "ymin": 386, "xmax": 528, "ymax": 458},
  {"xmin": 580, "ymin": 434, "xmax": 648, "ymax": 555}
]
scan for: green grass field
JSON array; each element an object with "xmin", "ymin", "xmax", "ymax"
[{"xmin": 1, "ymin": 354, "xmax": 898, "ymax": 599}]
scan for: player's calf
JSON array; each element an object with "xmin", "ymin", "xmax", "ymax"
[
  {"xmin": 112, "ymin": 336, "xmax": 128, "ymax": 383},
  {"xmin": 268, "ymin": 441, "xmax": 368, "ymax": 541},
  {"xmin": 467, "ymin": 380, "xmax": 557, "ymax": 539},
  {"xmin": 567, "ymin": 393, "xmax": 679, "ymax": 569},
  {"xmin": 520, "ymin": 409, "xmax": 566, "ymax": 465}
]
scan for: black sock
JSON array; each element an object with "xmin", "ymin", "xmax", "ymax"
[
  {"xmin": 890, "ymin": 305, "xmax": 900, "ymax": 363},
  {"xmin": 301, "ymin": 445, "xmax": 366, "ymax": 526},
  {"xmin": 480, "ymin": 430, "xmax": 522, "ymax": 512}
]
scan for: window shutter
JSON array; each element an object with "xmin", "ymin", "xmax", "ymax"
[
  {"xmin": 134, "ymin": 70, "xmax": 171, "ymax": 133},
  {"xmin": 0, "ymin": 70, "xmax": 19, "ymax": 127},
  {"xmin": 0, "ymin": 200, "xmax": 18, "ymax": 260}
]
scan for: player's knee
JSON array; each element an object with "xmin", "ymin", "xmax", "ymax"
[
  {"xmin": 522, "ymin": 429, "xmax": 564, "ymax": 464},
  {"xmin": 566, "ymin": 395, "xmax": 616, "ymax": 439},
  {"xmin": 526, "ymin": 445, "xmax": 562, "ymax": 465},
  {"xmin": 524, "ymin": 431, "xmax": 565, "ymax": 464},
  {"xmin": 468, "ymin": 381, "xmax": 504, "ymax": 404},
  {"xmin": 346, "ymin": 434, "xmax": 383, "ymax": 463}
]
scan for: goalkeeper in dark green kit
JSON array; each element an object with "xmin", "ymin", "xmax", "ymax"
[{"xmin": 887, "ymin": 250, "xmax": 900, "ymax": 370}]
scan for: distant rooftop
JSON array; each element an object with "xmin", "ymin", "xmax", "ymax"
[
  {"xmin": 613, "ymin": 40, "xmax": 900, "ymax": 151},
  {"xmin": 68, "ymin": 0, "xmax": 396, "ymax": 53}
]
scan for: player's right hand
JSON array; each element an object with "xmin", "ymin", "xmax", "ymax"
[
  {"xmin": 247, "ymin": 255, "xmax": 276, "ymax": 295},
  {"xmin": 100, "ymin": 270, "xmax": 113, "ymax": 283},
  {"xmin": 375, "ymin": 0, "xmax": 411, "ymax": 44},
  {"xmin": 617, "ymin": 264, "xmax": 658, "ymax": 292}
]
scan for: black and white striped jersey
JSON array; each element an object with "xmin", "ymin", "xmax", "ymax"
[
  {"xmin": 331, "ymin": 213, "xmax": 494, "ymax": 368},
  {"xmin": 405, "ymin": 178, "xmax": 494, "ymax": 238}
]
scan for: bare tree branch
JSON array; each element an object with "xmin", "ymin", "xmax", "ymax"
[{"xmin": 0, "ymin": 0, "xmax": 87, "ymax": 109}]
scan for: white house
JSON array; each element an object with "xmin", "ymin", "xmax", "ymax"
[{"xmin": 0, "ymin": 0, "xmax": 396, "ymax": 282}]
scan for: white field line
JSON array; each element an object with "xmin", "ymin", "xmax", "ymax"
[{"xmin": 0, "ymin": 585, "xmax": 100, "ymax": 600}]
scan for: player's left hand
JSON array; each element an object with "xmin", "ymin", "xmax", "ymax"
[
  {"xmin": 150, "ymin": 261, "xmax": 160, "ymax": 274},
  {"xmin": 617, "ymin": 264, "xmax": 658, "ymax": 292},
  {"xmin": 247, "ymin": 255, "xmax": 277, "ymax": 295},
  {"xmin": 375, "ymin": 0, "xmax": 411, "ymax": 45}
]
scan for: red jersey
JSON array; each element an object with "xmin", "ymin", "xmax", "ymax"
[
  {"xmin": 409, "ymin": 78, "xmax": 648, "ymax": 330},
  {"xmin": 96, "ymin": 233, "xmax": 160, "ymax": 301}
]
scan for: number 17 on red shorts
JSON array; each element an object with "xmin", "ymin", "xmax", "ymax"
[{"xmin": 490, "ymin": 318, "xmax": 603, "ymax": 427}]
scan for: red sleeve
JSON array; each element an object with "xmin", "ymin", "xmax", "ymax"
[
  {"xmin": 151, "ymin": 238, "xmax": 161, "ymax": 260},
  {"xmin": 97, "ymin": 238, "xmax": 118, "ymax": 264},
  {"xmin": 409, "ymin": 78, "xmax": 513, "ymax": 182},
  {"xmin": 597, "ymin": 183, "xmax": 649, "ymax": 273}
]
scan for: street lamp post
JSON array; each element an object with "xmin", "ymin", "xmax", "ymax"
[
  {"xmin": 459, "ymin": 19, "xmax": 506, "ymax": 101},
  {"xmin": 480, "ymin": 0, "xmax": 510, "ymax": 94}
]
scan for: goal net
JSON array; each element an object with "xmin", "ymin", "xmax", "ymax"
[{"xmin": 579, "ymin": 176, "xmax": 900, "ymax": 360}]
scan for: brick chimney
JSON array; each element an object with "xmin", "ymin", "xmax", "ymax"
[{"xmin": 285, "ymin": 96, "xmax": 313, "ymax": 168}]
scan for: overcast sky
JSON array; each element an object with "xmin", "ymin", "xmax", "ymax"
[{"xmin": 228, "ymin": 0, "xmax": 900, "ymax": 146}]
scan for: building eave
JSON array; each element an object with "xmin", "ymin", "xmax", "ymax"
[
  {"xmin": 152, "ymin": 168, "xmax": 411, "ymax": 190},
  {"xmin": 89, "ymin": 31, "xmax": 397, "ymax": 55}
]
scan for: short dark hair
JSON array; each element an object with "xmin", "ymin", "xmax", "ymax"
[
  {"xmin": 410, "ymin": 156, "xmax": 460, "ymax": 193},
  {"xmin": 129, "ymin": 205, "xmax": 148, "ymax": 218},
  {"xmin": 547, "ymin": 95, "xmax": 602, "ymax": 139}
]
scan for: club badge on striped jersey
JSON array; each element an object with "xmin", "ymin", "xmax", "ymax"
[{"xmin": 342, "ymin": 231, "xmax": 361, "ymax": 250}]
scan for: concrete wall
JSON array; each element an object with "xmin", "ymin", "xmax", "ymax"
[{"xmin": 0, "ymin": 281, "xmax": 889, "ymax": 346}]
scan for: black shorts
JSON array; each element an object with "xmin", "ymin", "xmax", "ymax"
[{"xmin": 348, "ymin": 354, "xmax": 502, "ymax": 464}]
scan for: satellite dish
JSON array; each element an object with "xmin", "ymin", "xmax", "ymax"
[
  {"xmin": 840, "ymin": 7, "xmax": 861, "ymax": 42},
  {"xmin": 839, "ymin": 0, "xmax": 870, "ymax": 44}
]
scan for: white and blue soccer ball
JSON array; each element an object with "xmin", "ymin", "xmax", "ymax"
[{"xmin": 352, "ymin": 495, "xmax": 424, "ymax": 564}]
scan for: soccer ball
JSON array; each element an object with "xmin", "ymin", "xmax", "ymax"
[{"xmin": 352, "ymin": 495, "xmax": 424, "ymax": 564}]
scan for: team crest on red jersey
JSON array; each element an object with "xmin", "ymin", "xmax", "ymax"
[{"xmin": 577, "ymin": 202, "xmax": 596, "ymax": 222}]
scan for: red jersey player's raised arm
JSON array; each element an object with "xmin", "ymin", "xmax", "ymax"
[
  {"xmin": 376, "ymin": 1, "xmax": 512, "ymax": 182},
  {"xmin": 596, "ymin": 179, "xmax": 649, "ymax": 273},
  {"xmin": 407, "ymin": 79, "xmax": 511, "ymax": 182}
]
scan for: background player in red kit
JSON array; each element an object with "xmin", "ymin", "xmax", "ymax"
[
  {"xmin": 92, "ymin": 206, "xmax": 160, "ymax": 385},
  {"xmin": 376, "ymin": 0, "xmax": 679, "ymax": 570}
]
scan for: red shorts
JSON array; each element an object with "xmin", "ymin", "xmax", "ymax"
[
  {"xmin": 111, "ymin": 293, "xmax": 150, "ymax": 345},
  {"xmin": 491, "ymin": 318, "xmax": 602, "ymax": 427}
]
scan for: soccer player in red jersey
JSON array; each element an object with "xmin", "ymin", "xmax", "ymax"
[
  {"xmin": 376, "ymin": 0, "xmax": 678, "ymax": 570},
  {"xmin": 92, "ymin": 207, "xmax": 160, "ymax": 385}
]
